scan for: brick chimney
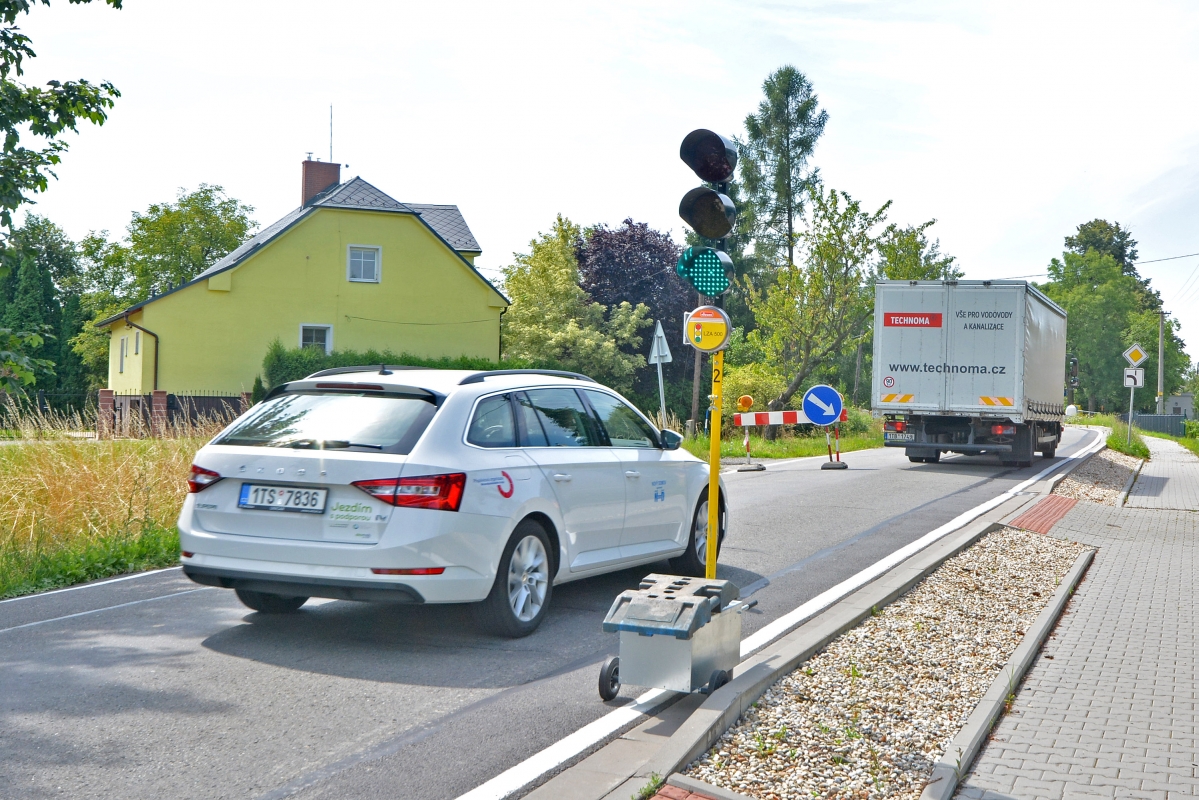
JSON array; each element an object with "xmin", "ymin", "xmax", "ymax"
[{"xmin": 301, "ymin": 159, "xmax": 341, "ymax": 206}]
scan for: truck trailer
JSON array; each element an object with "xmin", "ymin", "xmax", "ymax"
[{"xmin": 871, "ymin": 280, "xmax": 1067, "ymax": 467}]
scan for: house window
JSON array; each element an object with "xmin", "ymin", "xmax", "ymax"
[
  {"xmin": 119, "ymin": 337, "xmax": 127, "ymax": 373},
  {"xmin": 135, "ymin": 331, "xmax": 140, "ymax": 354},
  {"xmin": 347, "ymin": 246, "xmax": 380, "ymax": 282},
  {"xmin": 300, "ymin": 324, "xmax": 333, "ymax": 355}
]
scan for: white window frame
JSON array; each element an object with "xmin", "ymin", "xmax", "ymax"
[
  {"xmin": 134, "ymin": 330, "xmax": 140, "ymax": 355},
  {"xmin": 299, "ymin": 324, "xmax": 333, "ymax": 355},
  {"xmin": 119, "ymin": 337, "xmax": 127, "ymax": 373},
  {"xmin": 346, "ymin": 245, "xmax": 382, "ymax": 283}
]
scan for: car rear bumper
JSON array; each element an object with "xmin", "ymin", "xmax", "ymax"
[{"xmin": 184, "ymin": 564, "xmax": 425, "ymax": 603}]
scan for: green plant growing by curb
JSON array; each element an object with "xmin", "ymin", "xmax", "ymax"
[{"xmin": 631, "ymin": 773, "xmax": 662, "ymax": 800}]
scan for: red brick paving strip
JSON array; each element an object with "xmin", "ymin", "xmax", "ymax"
[
  {"xmin": 653, "ymin": 788, "xmax": 712, "ymax": 800},
  {"xmin": 1009, "ymin": 494, "xmax": 1078, "ymax": 534}
]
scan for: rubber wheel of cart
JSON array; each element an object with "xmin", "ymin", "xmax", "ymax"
[
  {"xmin": 598, "ymin": 655, "xmax": 621, "ymax": 701},
  {"xmin": 472, "ymin": 519, "xmax": 554, "ymax": 638},
  {"xmin": 235, "ymin": 589, "xmax": 308, "ymax": 613},
  {"xmin": 706, "ymin": 669, "xmax": 730, "ymax": 694},
  {"xmin": 670, "ymin": 494, "xmax": 725, "ymax": 577}
]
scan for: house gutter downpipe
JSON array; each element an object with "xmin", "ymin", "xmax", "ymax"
[{"xmin": 123, "ymin": 313, "xmax": 160, "ymax": 391}]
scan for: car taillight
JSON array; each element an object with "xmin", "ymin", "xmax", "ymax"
[
  {"xmin": 991, "ymin": 425, "xmax": 1016, "ymax": 435},
  {"xmin": 352, "ymin": 473, "xmax": 466, "ymax": 511},
  {"xmin": 884, "ymin": 420, "xmax": 906, "ymax": 432},
  {"xmin": 187, "ymin": 465, "xmax": 222, "ymax": 493},
  {"xmin": 370, "ymin": 567, "xmax": 446, "ymax": 575}
]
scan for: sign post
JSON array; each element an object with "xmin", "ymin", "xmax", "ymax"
[
  {"xmin": 802, "ymin": 385, "xmax": 847, "ymax": 470},
  {"xmin": 1124, "ymin": 343, "xmax": 1148, "ymax": 446},
  {"xmin": 647, "ymin": 320, "xmax": 673, "ymax": 424},
  {"xmin": 683, "ymin": 306, "xmax": 731, "ymax": 579}
]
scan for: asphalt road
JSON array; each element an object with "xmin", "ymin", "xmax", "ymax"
[{"xmin": 0, "ymin": 426, "xmax": 1099, "ymax": 800}]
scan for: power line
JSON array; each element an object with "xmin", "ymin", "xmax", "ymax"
[{"xmin": 1135, "ymin": 251, "xmax": 1199, "ymax": 265}]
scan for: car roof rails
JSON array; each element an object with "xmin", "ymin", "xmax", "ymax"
[
  {"xmin": 458, "ymin": 369, "xmax": 597, "ymax": 385},
  {"xmin": 306, "ymin": 365, "xmax": 428, "ymax": 379}
]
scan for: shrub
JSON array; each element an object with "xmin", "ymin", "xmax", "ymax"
[
  {"xmin": 1185, "ymin": 419, "xmax": 1199, "ymax": 440},
  {"xmin": 261, "ymin": 339, "xmax": 551, "ymax": 388}
]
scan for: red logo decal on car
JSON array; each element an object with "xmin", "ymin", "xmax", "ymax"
[{"xmin": 498, "ymin": 471, "xmax": 514, "ymax": 498}]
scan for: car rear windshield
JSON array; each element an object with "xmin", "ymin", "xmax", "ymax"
[{"xmin": 214, "ymin": 392, "xmax": 437, "ymax": 453}]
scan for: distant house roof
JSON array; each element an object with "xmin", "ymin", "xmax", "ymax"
[{"xmin": 98, "ymin": 177, "xmax": 502, "ymax": 327}]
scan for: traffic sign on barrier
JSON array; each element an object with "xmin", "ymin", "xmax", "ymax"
[{"xmin": 801, "ymin": 385, "xmax": 843, "ymax": 427}]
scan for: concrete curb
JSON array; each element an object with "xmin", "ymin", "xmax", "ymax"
[
  {"xmin": 918, "ymin": 546, "xmax": 1096, "ymax": 800},
  {"xmin": 665, "ymin": 773, "xmax": 755, "ymax": 800},
  {"xmin": 528, "ymin": 434, "xmax": 1104, "ymax": 800},
  {"xmin": 1120, "ymin": 459, "xmax": 1145, "ymax": 507},
  {"xmin": 593, "ymin": 505, "xmax": 1034, "ymax": 800}
]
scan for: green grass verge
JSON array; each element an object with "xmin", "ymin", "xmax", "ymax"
[
  {"xmin": 683, "ymin": 430, "xmax": 884, "ymax": 460},
  {"xmin": 1073, "ymin": 414, "xmax": 1150, "ymax": 459},
  {"xmin": 0, "ymin": 525, "xmax": 180, "ymax": 599}
]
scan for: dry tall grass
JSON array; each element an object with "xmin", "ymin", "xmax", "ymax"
[{"xmin": 0, "ymin": 405, "xmax": 230, "ymax": 597}]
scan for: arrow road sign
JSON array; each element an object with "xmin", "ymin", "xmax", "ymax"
[
  {"xmin": 647, "ymin": 321, "xmax": 673, "ymax": 365},
  {"xmin": 1124, "ymin": 343, "xmax": 1148, "ymax": 367},
  {"xmin": 1125, "ymin": 368, "xmax": 1144, "ymax": 388},
  {"xmin": 801, "ymin": 384, "xmax": 844, "ymax": 427}
]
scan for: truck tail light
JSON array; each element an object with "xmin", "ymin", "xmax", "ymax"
[
  {"xmin": 884, "ymin": 420, "xmax": 907, "ymax": 432},
  {"xmin": 991, "ymin": 425, "xmax": 1016, "ymax": 435},
  {"xmin": 352, "ymin": 473, "xmax": 466, "ymax": 511},
  {"xmin": 187, "ymin": 465, "xmax": 222, "ymax": 493}
]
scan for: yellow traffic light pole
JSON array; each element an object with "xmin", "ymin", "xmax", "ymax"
[{"xmin": 705, "ymin": 349, "xmax": 723, "ymax": 580}]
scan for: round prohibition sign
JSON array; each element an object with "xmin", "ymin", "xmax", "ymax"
[{"xmin": 883, "ymin": 376, "xmax": 895, "ymax": 388}]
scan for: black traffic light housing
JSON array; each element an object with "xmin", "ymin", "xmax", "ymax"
[{"xmin": 677, "ymin": 129, "xmax": 738, "ymax": 296}]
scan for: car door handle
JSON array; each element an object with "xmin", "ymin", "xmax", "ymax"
[
  {"xmin": 553, "ymin": 473, "xmax": 572, "ymax": 482},
  {"xmin": 624, "ymin": 471, "xmax": 641, "ymax": 478}
]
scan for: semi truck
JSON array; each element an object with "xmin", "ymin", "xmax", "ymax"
[{"xmin": 871, "ymin": 280, "xmax": 1067, "ymax": 467}]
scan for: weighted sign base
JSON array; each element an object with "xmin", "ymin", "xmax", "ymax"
[
  {"xmin": 821, "ymin": 461, "xmax": 849, "ymax": 470},
  {"xmin": 737, "ymin": 463, "xmax": 766, "ymax": 472}
]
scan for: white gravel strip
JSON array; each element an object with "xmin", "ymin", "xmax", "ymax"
[
  {"xmin": 685, "ymin": 529, "xmax": 1085, "ymax": 799},
  {"xmin": 1053, "ymin": 448, "xmax": 1139, "ymax": 506}
]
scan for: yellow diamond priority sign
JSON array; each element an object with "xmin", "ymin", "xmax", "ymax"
[{"xmin": 1124, "ymin": 343, "xmax": 1148, "ymax": 367}]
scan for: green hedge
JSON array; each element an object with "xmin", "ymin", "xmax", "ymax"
[
  {"xmin": 261, "ymin": 339, "xmax": 557, "ymax": 388},
  {"xmin": 1185, "ymin": 419, "xmax": 1199, "ymax": 440}
]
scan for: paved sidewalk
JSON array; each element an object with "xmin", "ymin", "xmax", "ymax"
[
  {"xmin": 1126, "ymin": 436, "xmax": 1199, "ymax": 511},
  {"xmin": 954, "ymin": 500, "xmax": 1198, "ymax": 799}
]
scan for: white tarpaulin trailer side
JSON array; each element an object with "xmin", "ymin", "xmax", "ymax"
[{"xmin": 872, "ymin": 281, "xmax": 1066, "ymax": 423}]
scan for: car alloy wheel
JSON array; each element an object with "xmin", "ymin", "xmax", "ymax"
[
  {"xmin": 507, "ymin": 534, "xmax": 548, "ymax": 622},
  {"xmin": 693, "ymin": 499, "xmax": 711, "ymax": 563}
]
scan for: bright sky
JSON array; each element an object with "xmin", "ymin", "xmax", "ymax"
[{"xmin": 21, "ymin": 0, "xmax": 1199, "ymax": 356}]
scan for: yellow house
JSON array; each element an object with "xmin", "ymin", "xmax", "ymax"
[{"xmin": 97, "ymin": 161, "xmax": 508, "ymax": 395}]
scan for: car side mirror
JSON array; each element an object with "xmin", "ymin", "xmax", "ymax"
[{"xmin": 660, "ymin": 429, "xmax": 684, "ymax": 450}]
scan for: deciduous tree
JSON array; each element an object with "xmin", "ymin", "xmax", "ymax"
[
  {"xmin": 502, "ymin": 215, "xmax": 651, "ymax": 392},
  {"xmin": 0, "ymin": 0, "xmax": 121, "ymax": 272}
]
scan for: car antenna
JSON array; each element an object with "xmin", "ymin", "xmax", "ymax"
[{"xmin": 378, "ymin": 364, "xmax": 392, "ymax": 375}]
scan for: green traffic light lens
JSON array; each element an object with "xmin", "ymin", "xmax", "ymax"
[{"xmin": 676, "ymin": 247, "xmax": 732, "ymax": 296}]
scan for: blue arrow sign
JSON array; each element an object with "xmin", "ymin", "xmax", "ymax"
[{"xmin": 801, "ymin": 384, "xmax": 843, "ymax": 427}]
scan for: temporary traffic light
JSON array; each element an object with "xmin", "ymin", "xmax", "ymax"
[
  {"xmin": 680, "ymin": 129, "xmax": 738, "ymax": 183},
  {"xmin": 676, "ymin": 129, "xmax": 739, "ymax": 296},
  {"xmin": 676, "ymin": 247, "xmax": 733, "ymax": 296}
]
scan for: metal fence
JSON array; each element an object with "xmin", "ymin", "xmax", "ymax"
[
  {"xmin": 111, "ymin": 390, "xmax": 248, "ymax": 429},
  {"xmin": 1118, "ymin": 413, "xmax": 1186, "ymax": 437}
]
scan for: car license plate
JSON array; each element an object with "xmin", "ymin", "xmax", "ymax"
[
  {"xmin": 239, "ymin": 484, "xmax": 328, "ymax": 513},
  {"xmin": 885, "ymin": 432, "xmax": 916, "ymax": 441}
]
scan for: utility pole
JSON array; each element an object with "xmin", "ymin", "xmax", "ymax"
[{"xmin": 1157, "ymin": 310, "xmax": 1168, "ymax": 414}]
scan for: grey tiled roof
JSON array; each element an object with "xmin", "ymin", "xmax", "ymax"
[
  {"xmin": 313, "ymin": 177, "xmax": 411, "ymax": 212},
  {"xmin": 403, "ymin": 204, "xmax": 481, "ymax": 252}
]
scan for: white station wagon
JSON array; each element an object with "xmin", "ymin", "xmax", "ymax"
[{"xmin": 180, "ymin": 368, "xmax": 728, "ymax": 636}]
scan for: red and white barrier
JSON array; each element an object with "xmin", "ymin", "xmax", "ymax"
[{"xmin": 733, "ymin": 410, "xmax": 812, "ymax": 426}]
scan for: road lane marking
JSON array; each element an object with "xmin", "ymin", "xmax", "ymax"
[
  {"xmin": 454, "ymin": 428, "xmax": 1103, "ymax": 800},
  {"xmin": 0, "ymin": 566, "xmax": 183, "ymax": 605},
  {"xmin": 0, "ymin": 588, "xmax": 211, "ymax": 634}
]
